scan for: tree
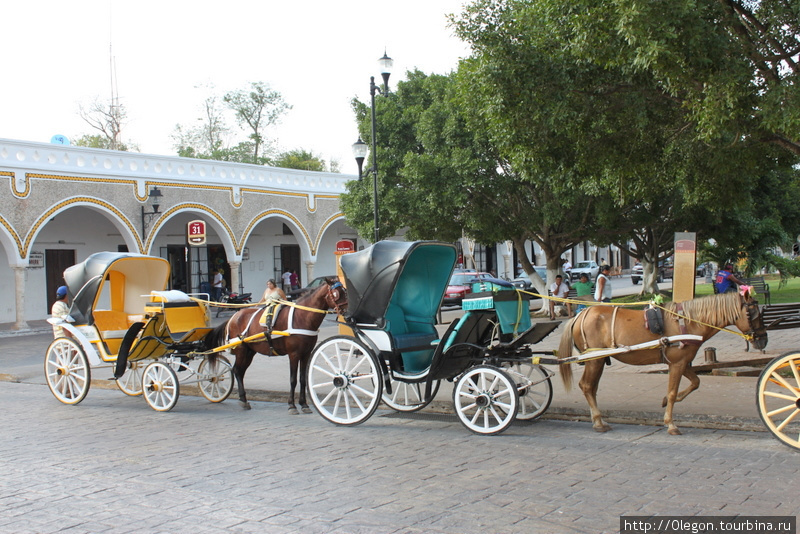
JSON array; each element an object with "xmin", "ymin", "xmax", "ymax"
[
  {"xmin": 453, "ymin": 0, "xmax": 800, "ymax": 293},
  {"xmin": 272, "ymin": 149, "xmax": 327, "ymax": 172},
  {"xmin": 518, "ymin": 0, "xmax": 800, "ymax": 156},
  {"xmin": 77, "ymin": 97, "xmax": 131, "ymax": 151},
  {"xmin": 342, "ymin": 69, "xmax": 597, "ymax": 299},
  {"xmin": 223, "ymin": 82, "xmax": 291, "ymax": 164}
]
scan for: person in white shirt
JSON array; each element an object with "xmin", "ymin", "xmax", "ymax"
[
  {"xmin": 282, "ymin": 269, "xmax": 292, "ymax": 292},
  {"xmin": 594, "ymin": 265, "xmax": 613, "ymax": 303},
  {"xmin": 549, "ymin": 275, "xmax": 572, "ymax": 319}
]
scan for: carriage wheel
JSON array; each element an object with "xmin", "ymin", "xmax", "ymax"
[
  {"xmin": 503, "ymin": 362, "xmax": 553, "ymax": 421},
  {"xmin": 44, "ymin": 337, "xmax": 91, "ymax": 405},
  {"xmin": 453, "ymin": 365, "xmax": 519, "ymax": 435},
  {"xmin": 116, "ymin": 360, "xmax": 145, "ymax": 396},
  {"xmin": 756, "ymin": 351, "xmax": 800, "ymax": 451},
  {"xmin": 198, "ymin": 354, "xmax": 234, "ymax": 403},
  {"xmin": 382, "ymin": 377, "xmax": 441, "ymax": 413},
  {"xmin": 308, "ymin": 336, "xmax": 383, "ymax": 426},
  {"xmin": 142, "ymin": 361, "xmax": 180, "ymax": 412}
]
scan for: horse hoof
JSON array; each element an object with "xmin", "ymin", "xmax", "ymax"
[
  {"xmin": 668, "ymin": 427, "xmax": 682, "ymax": 435},
  {"xmin": 302, "ymin": 406, "xmax": 312, "ymax": 414},
  {"xmin": 239, "ymin": 401, "xmax": 251, "ymax": 410},
  {"xmin": 288, "ymin": 407, "xmax": 299, "ymax": 415},
  {"xmin": 593, "ymin": 424, "xmax": 611, "ymax": 433}
]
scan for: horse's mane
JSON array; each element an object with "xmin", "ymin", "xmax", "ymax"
[{"xmin": 663, "ymin": 291, "xmax": 741, "ymax": 325}]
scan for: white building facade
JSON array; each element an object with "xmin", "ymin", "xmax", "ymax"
[{"xmin": 0, "ymin": 139, "xmax": 360, "ymax": 328}]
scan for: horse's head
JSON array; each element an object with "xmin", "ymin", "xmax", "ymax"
[
  {"xmin": 324, "ymin": 278, "xmax": 348, "ymax": 315},
  {"xmin": 738, "ymin": 286, "xmax": 768, "ymax": 350}
]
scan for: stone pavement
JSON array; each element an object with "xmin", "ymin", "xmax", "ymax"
[
  {"xmin": 1, "ymin": 380, "xmax": 798, "ymax": 534},
  {"xmin": 1, "ymin": 296, "xmax": 797, "ymax": 436}
]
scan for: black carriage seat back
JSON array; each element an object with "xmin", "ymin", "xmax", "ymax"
[{"xmin": 429, "ymin": 310, "xmax": 498, "ymax": 381}]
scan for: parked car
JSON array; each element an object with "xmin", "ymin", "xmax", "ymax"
[
  {"xmin": 569, "ymin": 261, "xmax": 599, "ymax": 282},
  {"xmin": 513, "ymin": 266, "xmax": 569, "ymax": 289},
  {"xmin": 285, "ymin": 275, "xmax": 336, "ymax": 301},
  {"xmin": 630, "ymin": 261, "xmax": 673, "ymax": 285},
  {"xmin": 443, "ymin": 271, "xmax": 492, "ymax": 306}
]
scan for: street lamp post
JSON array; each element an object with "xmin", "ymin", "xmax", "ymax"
[
  {"xmin": 140, "ymin": 186, "xmax": 163, "ymax": 239},
  {"xmin": 353, "ymin": 52, "xmax": 393, "ymax": 243}
]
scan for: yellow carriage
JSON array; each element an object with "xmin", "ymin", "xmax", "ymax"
[{"xmin": 45, "ymin": 252, "xmax": 234, "ymax": 411}]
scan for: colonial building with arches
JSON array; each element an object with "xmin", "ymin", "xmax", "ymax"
[{"xmin": 0, "ymin": 138, "xmax": 359, "ymax": 329}]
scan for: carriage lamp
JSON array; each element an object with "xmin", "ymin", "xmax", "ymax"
[
  {"xmin": 352, "ymin": 51, "xmax": 393, "ymax": 244},
  {"xmin": 140, "ymin": 186, "xmax": 163, "ymax": 239}
]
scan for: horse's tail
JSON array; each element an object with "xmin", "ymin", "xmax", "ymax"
[
  {"xmin": 557, "ymin": 315, "xmax": 579, "ymax": 392},
  {"xmin": 203, "ymin": 319, "xmax": 231, "ymax": 354}
]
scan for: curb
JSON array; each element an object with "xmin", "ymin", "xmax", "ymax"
[{"xmin": 3, "ymin": 376, "xmax": 768, "ymax": 434}]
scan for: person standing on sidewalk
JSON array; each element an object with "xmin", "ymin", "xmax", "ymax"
[
  {"xmin": 573, "ymin": 273, "xmax": 594, "ymax": 313},
  {"xmin": 594, "ymin": 265, "xmax": 613, "ymax": 303}
]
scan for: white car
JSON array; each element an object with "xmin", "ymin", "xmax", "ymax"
[{"xmin": 569, "ymin": 261, "xmax": 599, "ymax": 282}]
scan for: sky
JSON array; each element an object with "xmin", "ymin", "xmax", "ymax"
[{"xmin": 1, "ymin": 1, "xmax": 471, "ymax": 176}]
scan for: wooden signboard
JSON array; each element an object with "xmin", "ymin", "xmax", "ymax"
[{"xmin": 673, "ymin": 232, "xmax": 697, "ymax": 303}]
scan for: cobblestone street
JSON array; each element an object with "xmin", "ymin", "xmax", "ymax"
[{"xmin": 0, "ymin": 381, "xmax": 797, "ymax": 533}]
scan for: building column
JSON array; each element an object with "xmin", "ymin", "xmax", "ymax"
[
  {"xmin": 304, "ymin": 261, "xmax": 315, "ymax": 285},
  {"xmin": 13, "ymin": 266, "xmax": 29, "ymax": 330},
  {"xmin": 227, "ymin": 260, "xmax": 241, "ymax": 295}
]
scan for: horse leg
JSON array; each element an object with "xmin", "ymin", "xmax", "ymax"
[
  {"xmin": 232, "ymin": 346, "xmax": 255, "ymax": 410},
  {"xmin": 663, "ymin": 360, "xmax": 691, "ymax": 435},
  {"xmin": 288, "ymin": 355, "xmax": 299, "ymax": 415},
  {"xmin": 578, "ymin": 358, "xmax": 612, "ymax": 432},
  {"xmin": 298, "ymin": 355, "xmax": 312, "ymax": 414},
  {"xmin": 661, "ymin": 364, "xmax": 700, "ymax": 407}
]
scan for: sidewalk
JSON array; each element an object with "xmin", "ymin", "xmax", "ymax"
[{"xmin": 2, "ymin": 280, "xmax": 795, "ymax": 433}]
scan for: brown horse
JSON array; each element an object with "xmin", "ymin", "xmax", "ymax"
[
  {"xmin": 557, "ymin": 290, "xmax": 767, "ymax": 435},
  {"xmin": 204, "ymin": 278, "xmax": 347, "ymax": 413}
]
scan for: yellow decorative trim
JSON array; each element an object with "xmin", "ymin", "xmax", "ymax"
[
  {"xmin": 144, "ymin": 203, "xmax": 238, "ymax": 254},
  {"xmin": 23, "ymin": 197, "xmax": 142, "ymax": 258},
  {"xmin": 0, "ymin": 214, "xmax": 25, "ymax": 258},
  {"xmin": 241, "ymin": 209, "xmax": 312, "ymax": 255},
  {"xmin": 2, "ymin": 171, "xmax": 29, "ymax": 198},
  {"xmin": 312, "ymin": 212, "xmax": 346, "ymax": 256}
]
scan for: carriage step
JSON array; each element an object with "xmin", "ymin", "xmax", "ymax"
[{"xmin": 711, "ymin": 366, "xmax": 763, "ymax": 377}]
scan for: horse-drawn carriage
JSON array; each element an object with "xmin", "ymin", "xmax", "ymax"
[
  {"xmin": 45, "ymin": 252, "xmax": 234, "ymax": 411},
  {"xmin": 306, "ymin": 241, "xmax": 564, "ymax": 434}
]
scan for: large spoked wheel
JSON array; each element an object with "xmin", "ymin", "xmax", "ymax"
[
  {"xmin": 44, "ymin": 337, "xmax": 91, "ymax": 405},
  {"xmin": 116, "ymin": 360, "xmax": 145, "ymax": 396},
  {"xmin": 453, "ymin": 365, "xmax": 519, "ymax": 435},
  {"xmin": 503, "ymin": 362, "xmax": 553, "ymax": 421},
  {"xmin": 142, "ymin": 361, "xmax": 180, "ymax": 412},
  {"xmin": 308, "ymin": 336, "xmax": 383, "ymax": 426},
  {"xmin": 382, "ymin": 376, "xmax": 441, "ymax": 413},
  {"xmin": 198, "ymin": 354, "xmax": 234, "ymax": 403},
  {"xmin": 756, "ymin": 351, "xmax": 800, "ymax": 451}
]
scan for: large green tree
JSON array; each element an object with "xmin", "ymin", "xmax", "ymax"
[
  {"xmin": 341, "ymin": 69, "xmax": 596, "ymax": 295},
  {"xmin": 453, "ymin": 0, "xmax": 800, "ymax": 292}
]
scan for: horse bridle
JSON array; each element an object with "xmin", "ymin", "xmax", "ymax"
[
  {"xmin": 325, "ymin": 281, "xmax": 348, "ymax": 315},
  {"xmin": 742, "ymin": 296, "xmax": 767, "ymax": 344}
]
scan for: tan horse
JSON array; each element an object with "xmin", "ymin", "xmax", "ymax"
[{"xmin": 557, "ymin": 290, "xmax": 767, "ymax": 435}]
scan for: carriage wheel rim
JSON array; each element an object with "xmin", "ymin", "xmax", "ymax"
[
  {"xmin": 756, "ymin": 352, "xmax": 800, "ymax": 450},
  {"xmin": 45, "ymin": 338, "xmax": 91, "ymax": 405},
  {"xmin": 453, "ymin": 366, "xmax": 518, "ymax": 435},
  {"xmin": 308, "ymin": 337, "xmax": 382, "ymax": 425}
]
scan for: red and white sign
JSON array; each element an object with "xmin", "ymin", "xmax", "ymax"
[
  {"xmin": 187, "ymin": 220, "xmax": 207, "ymax": 245},
  {"xmin": 335, "ymin": 239, "xmax": 355, "ymax": 255}
]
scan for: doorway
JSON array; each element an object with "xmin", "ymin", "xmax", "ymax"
[{"xmin": 45, "ymin": 249, "xmax": 76, "ymax": 313}]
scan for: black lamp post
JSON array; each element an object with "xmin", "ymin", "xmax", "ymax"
[
  {"xmin": 140, "ymin": 186, "xmax": 163, "ymax": 238},
  {"xmin": 353, "ymin": 51, "xmax": 393, "ymax": 243}
]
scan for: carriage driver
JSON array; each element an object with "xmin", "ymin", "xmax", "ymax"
[{"xmin": 51, "ymin": 285, "xmax": 70, "ymax": 338}]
